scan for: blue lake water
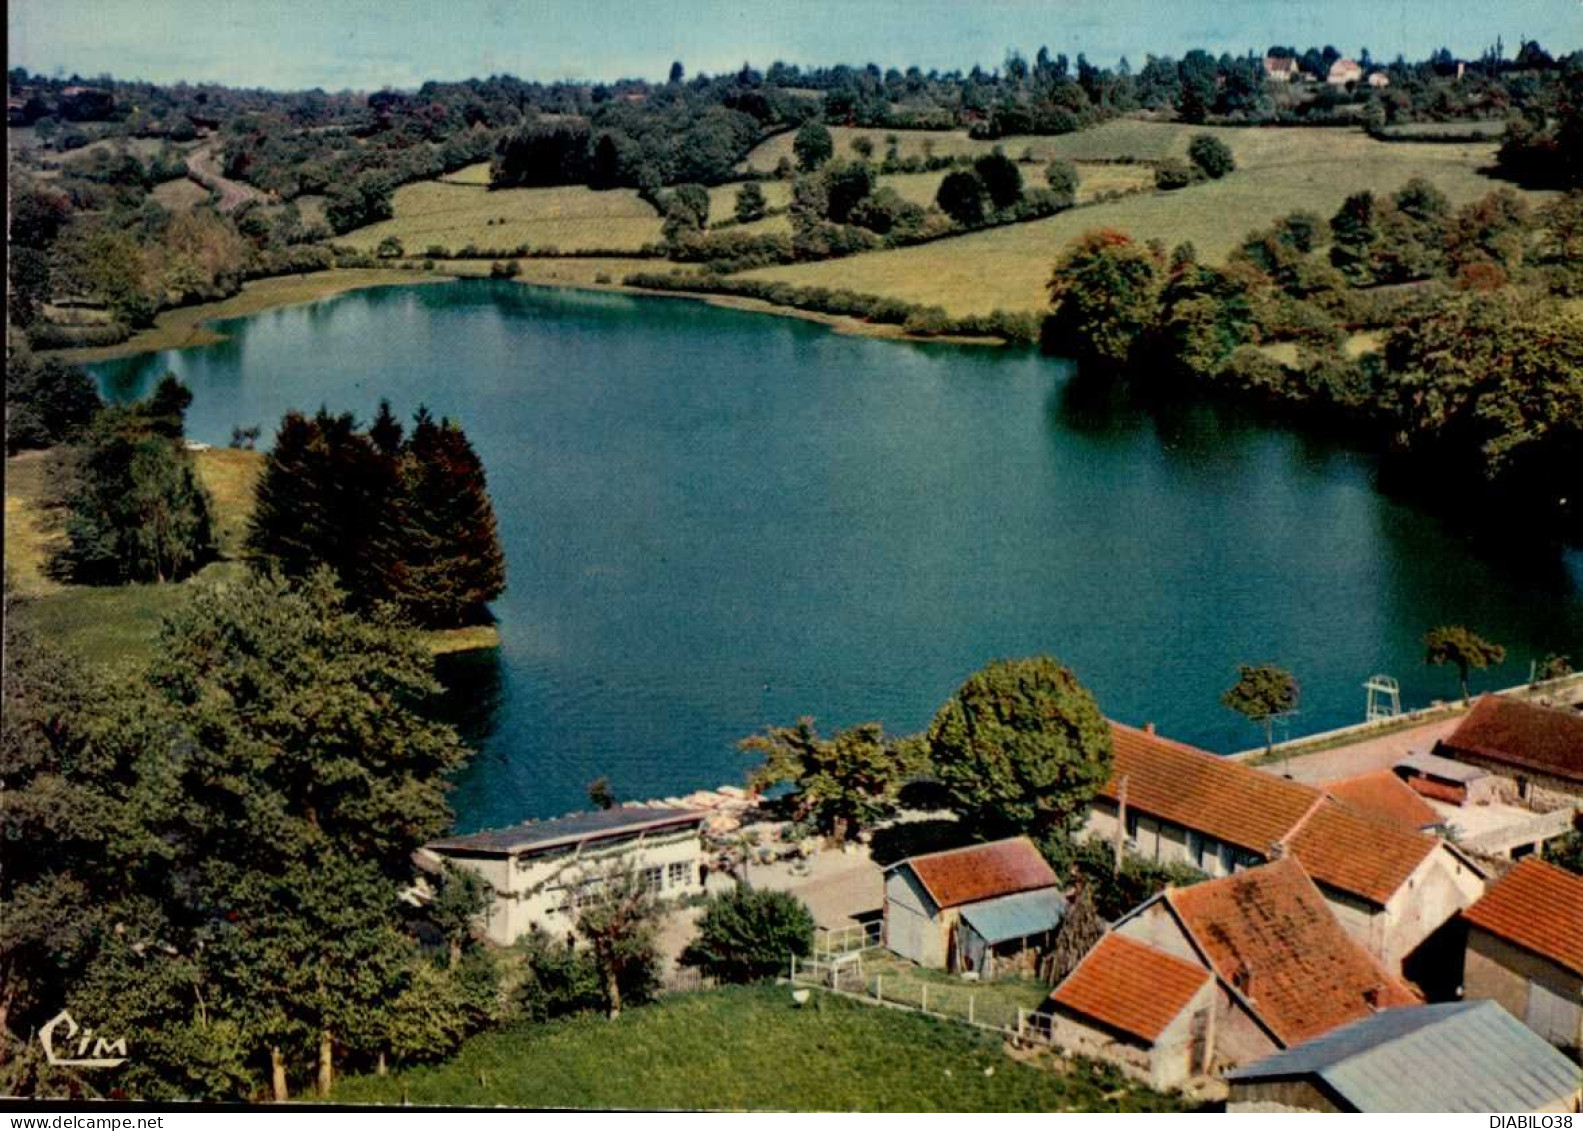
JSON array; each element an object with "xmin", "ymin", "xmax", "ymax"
[{"xmin": 89, "ymin": 280, "xmax": 1583, "ymax": 831}]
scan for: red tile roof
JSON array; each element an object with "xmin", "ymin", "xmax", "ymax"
[
  {"xmin": 900, "ymin": 836, "xmax": 1058, "ymax": 910},
  {"xmin": 1462, "ymin": 858, "xmax": 1583, "ymax": 976},
  {"xmin": 1102, "ymin": 723, "xmax": 1317, "ymax": 856},
  {"xmin": 1285, "ymin": 798, "xmax": 1439, "ymax": 906},
  {"xmin": 1437, "ymin": 696, "xmax": 1583, "ymax": 785},
  {"xmin": 1051, "ymin": 933, "xmax": 1211, "ymax": 1042},
  {"xmin": 1166, "ymin": 857, "xmax": 1419, "ymax": 1047},
  {"xmin": 1324, "ymin": 771, "xmax": 1442, "ymax": 831},
  {"xmin": 1102, "ymin": 722, "xmax": 1439, "ymax": 905}
]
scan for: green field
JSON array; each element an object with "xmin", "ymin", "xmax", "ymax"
[
  {"xmin": 151, "ymin": 177, "xmax": 211, "ymax": 210},
  {"xmin": 338, "ymin": 181, "xmax": 664, "ymax": 254},
  {"xmin": 332, "ymin": 984, "xmax": 1191, "ymax": 1112},
  {"xmin": 706, "ymin": 178, "xmax": 793, "ymax": 223},
  {"xmin": 741, "ymin": 123, "xmax": 1545, "ymax": 316}
]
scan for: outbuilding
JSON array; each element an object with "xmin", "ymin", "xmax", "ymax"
[{"xmin": 882, "ymin": 837, "xmax": 1063, "ymax": 974}]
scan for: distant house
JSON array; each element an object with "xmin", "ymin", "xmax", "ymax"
[
  {"xmin": 421, "ymin": 806, "xmax": 708, "ymax": 946},
  {"xmin": 1047, "ymin": 857, "xmax": 1418, "ymax": 1087},
  {"xmin": 1322, "ymin": 770, "xmax": 1441, "ymax": 833},
  {"xmin": 1327, "ymin": 59, "xmax": 1365, "ymax": 86},
  {"xmin": 1461, "ymin": 858, "xmax": 1583, "ymax": 1053},
  {"xmin": 1434, "ymin": 695, "xmax": 1583, "ymax": 807},
  {"xmin": 1084, "ymin": 722, "xmax": 1487, "ymax": 981},
  {"xmin": 1263, "ymin": 56, "xmax": 1298, "ymax": 83},
  {"xmin": 882, "ymin": 837, "xmax": 1063, "ymax": 974},
  {"xmin": 1226, "ymin": 1000, "xmax": 1582, "ymax": 1113},
  {"xmin": 1367, "ymin": 72, "xmax": 1391, "ymax": 88}
]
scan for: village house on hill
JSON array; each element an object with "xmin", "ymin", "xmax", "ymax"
[
  {"xmin": 1327, "ymin": 58, "xmax": 1365, "ymax": 85},
  {"xmin": 1046, "ymin": 856, "xmax": 1418, "ymax": 1090},
  {"xmin": 1460, "ymin": 857, "xmax": 1583, "ymax": 1053},
  {"xmin": 1433, "ymin": 694, "xmax": 1583, "ymax": 808},
  {"xmin": 1225, "ymin": 999, "xmax": 1582, "ymax": 1113},
  {"xmin": 1085, "ymin": 722, "xmax": 1487, "ymax": 988},
  {"xmin": 421, "ymin": 806, "xmax": 709, "ymax": 945},
  {"xmin": 1262, "ymin": 55, "xmax": 1298, "ymax": 82},
  {"xmin": 882, "ymin": 837, "xmax": 1065, "ymax": 977}
]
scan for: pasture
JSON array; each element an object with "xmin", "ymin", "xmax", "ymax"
[
  {"xmin": 337, "ymin": 181, "xmax": 664, "ymax": 254},
  {"xmin": 152, "ymin": 177, "xmax": 211, "ymax": 210},
  {"xmin": 741, "ymin": 124, "xmax": 1543, "ymax": 316},
  {"xmin": 333, "ymin": 983, "xmax": 1192, "ymax": 1112}
]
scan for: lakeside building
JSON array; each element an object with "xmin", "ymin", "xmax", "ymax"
[
  {"xmin": 882, "ymin": 837, "xmax": 1064, "ymax": 976},
  {"xmin": 421, "ymin": 806, "xmax": 709, "ymax": 945},
  {"xmin": 1460, "ymin": 858, "xmax": 1583, "ymax": 1053},
  {"xmin": 1084, "ymin": 722, "xmax": 1487, "ymax": 987},
  {"xmin": 1433, "ymin": 694, "xmax": 1583, "ymax": 807},
  {"xmin": 1046, "ymin": 857, "xmax": 1418, "ymax": 1089},
  {"xmin": 1225, "ymin": 1000, "xmax": 1581, "ymax": 1113}
]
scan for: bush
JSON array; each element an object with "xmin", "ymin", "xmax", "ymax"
[
  {"xmin": 1154, "ymin": 159, "xmax": 1192, "ymax": 191},
  {"xmin": 1045, "ymin": 158, "xmax": 1080, "ymax": 202},
  {"xmin": 680, "ymin": 887, "xmax": 815, "ymax": 983},
  {"xmin": 1187, "ymin": 134, "xmax": 1236, "ymax": 179}
]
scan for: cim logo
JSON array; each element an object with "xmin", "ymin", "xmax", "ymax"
[{"xmin": 38, "ymin": 1010, "xmax": 129, "ymax": 1068}]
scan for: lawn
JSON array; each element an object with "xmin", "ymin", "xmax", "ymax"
[
  {"xmin": 740, "ymin": 123, "xmax": 1548, "ymax": 316},
  {"xmin": 335, "ymin": 181, "xmax": 664, "ymax": 254},
  {"xmin": 332, "ymin": 984, "xmax": 1191, "ymax": 1112},
  {"xmin": 707, "ymin": 179, "xmax": 792, "ymax": 224}
]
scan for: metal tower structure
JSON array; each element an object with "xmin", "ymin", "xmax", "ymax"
[{"xmin": 1364, "ymin": 674, "xmax": 1401, "ymax": 722}]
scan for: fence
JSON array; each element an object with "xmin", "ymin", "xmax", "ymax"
[
  {"xmin": 812, "ymin": 920, "xmax": 881, "ymax": 960},
  {"xmin": 789, "ymin": 950, "xmax": 1050, "ymax": 1036}
]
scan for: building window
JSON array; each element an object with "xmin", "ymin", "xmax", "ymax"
[
  {"xmin": 640, "ymin": 865, "xmax": 664, "ymax": 895},
  {"xmin": 667, "ymin": 861, "xmax": 692, "ymax": 888}
]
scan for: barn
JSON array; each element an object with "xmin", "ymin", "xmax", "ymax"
[{"xmin": 882, "ymin": 837, "xmax": 1064, "ymax": 975}]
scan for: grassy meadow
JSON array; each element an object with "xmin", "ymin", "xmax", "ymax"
[
  {"xmin": 739, "ymin": 123, "xmax": 1544, "ymax": 316},
  {"xmin": 151, "ymin": 177, "xmax": 212, "ymax": 210},
  {"xmin": 333, "ymin": 984, "xmax": 1192, "ymax": 1112},
  {"xmin": 337, "ymin": 179, "xmax": 664, "ymax": 254}
]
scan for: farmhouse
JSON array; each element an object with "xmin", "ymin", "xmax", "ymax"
[
  {"xmin": 1327, "ymin": 58, "xmax": 1365, "ymax": 86},
  {"xmin": 1367, "ymin": 72, "xmax": 1392, "ymax": 88},
  {"xmin": 421, "ymin": 806, "xmax": 708, "ymax": 945},
  {"xmin": 1047, "ymin": 857, "xmax": 1418, "ymax": 1088},
  {"xmin": 1460, "ymin": 858, "xmax": 1583, "ymax": 1052},
  {"xmin": 1226, "ymin": 1000, "xmax": 1582, "ymax": 1113},
  {"xmin": 1433, "ymin": 694, "xmax": 1583, "ymax": 807},
  {"xmin": 1085, "ymin": 722, "xmax": 1486, "ymax": 982},
  {"xmin": 1262, "ymin": 56, "xmax": 1298, "ymax": 83},
  {"xmin": 882, "ymin": 837, "xmax": 1063, "ymax": 975}
]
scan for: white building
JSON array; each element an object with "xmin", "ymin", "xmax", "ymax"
[{"xmin": 422, "ymin": 806, "xmax": 709, "ymax": 945}]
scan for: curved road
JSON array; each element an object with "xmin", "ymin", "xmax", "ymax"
[{"xmin": 186, "ymin": 138, "xmax": 273, "ymax": 212}]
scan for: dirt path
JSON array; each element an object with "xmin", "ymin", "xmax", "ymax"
[{"xmin": 187, "ymin": 138, "xmax": 272, "ymax": 213}]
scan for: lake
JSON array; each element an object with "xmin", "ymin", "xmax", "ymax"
[{"xmin": 89, "ymin": 280, "xmax": 1583, "ymax": 831}]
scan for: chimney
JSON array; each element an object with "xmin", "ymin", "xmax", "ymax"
[{"xmin": 1143, "ymin": 722, "xmax": 1155, "ymax": 735}]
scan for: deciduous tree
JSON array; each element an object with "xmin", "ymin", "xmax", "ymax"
[
  {"xmin": 1220, "ymin": 664, "xmax": 1299, "ymax": 755},
  {"xmin": 743, "ymin": 719, "xmax": 910, "ymax": 845},
  {"xmin": 1424, "ymin": 625, "xmax": 1506, "ymax": 701}
]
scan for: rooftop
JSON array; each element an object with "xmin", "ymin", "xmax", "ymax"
[
  {"xmin": 1462, "ymin": 857, "xmax": 1583, "ymax": 976},
  {"xmin": 426, "ymin": 805, "xmax": 709, "ymax": 856},
  {"xmin": 894, "ymin": 836, "xmax": 1058, "ymax": 910},
  {"xmin": 958, "ymin": 886, "xmax": 1066, "ymax": 945},
  {"xmin": 1050, "ymin": 933, "xmax": 1211, "ymax": 1043},
  {"xmin": 1322, "ymin": 771, "xmax": 1441, "ymax": 831},
  {"xmin": 1103, "ymin": 723, "xmax": 1440, "ymax": 906},
  {"xmin": 1395, "ymin": 750, "xmax": 1491, "ymax": 785},
  {"xmin": 1164, "ymin": 857, "xmax": 1419, "ymax": 1047},
  {"xmin": 1436, "ymin": 695, "xmax": 1583, "ymax": 785},
  {"xmin": 1226, "ymin": 1000, "xmax": 1582, "ymax": 1112}
]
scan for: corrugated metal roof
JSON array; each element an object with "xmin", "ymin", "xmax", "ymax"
[
  {"xmin": 426, "ymin": 806, "xmax": 709, "ymax": 856},
  {"xmin": 1395, "ymin": 751, "xmax": 1490, "ymax": 784},
  {"xmin": 958, "ymin": 887, "xmax": 1066, "ymax": 943},
  {"xmin": 1227, "ymin": 1001, "xmax": 1582, "ymax": 1112}
]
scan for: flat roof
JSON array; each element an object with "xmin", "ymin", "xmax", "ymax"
[
  {"xmin": 426, "ymin": 805, "xmax": 709, "ymax": 857},
  {"xmin": 1395, "ymin": 750, "xmax": 1491, "ymax": 784}
]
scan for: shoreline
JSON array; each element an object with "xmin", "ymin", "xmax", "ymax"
[{"xmin": 42, "ymin": 260, "xmax": 1016, "ymax": 366}]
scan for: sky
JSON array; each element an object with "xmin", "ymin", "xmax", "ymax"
[{"xmin": 8, "ymin": 0, "xmax": 1581, "ymax": 91}]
